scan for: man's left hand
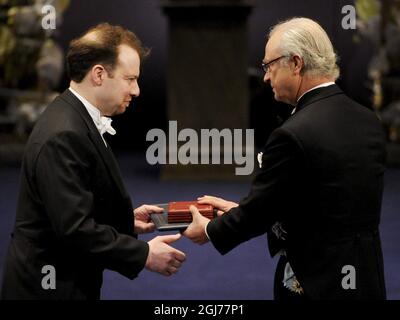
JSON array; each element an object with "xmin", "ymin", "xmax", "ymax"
[{"xmin": 133, "ymin": 205, "xmax": 163, "ymax": 234}]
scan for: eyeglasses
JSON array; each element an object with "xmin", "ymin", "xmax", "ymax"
[{"xmin": 261, "ymin": 55, "xmax": 286, "ymax": 73}]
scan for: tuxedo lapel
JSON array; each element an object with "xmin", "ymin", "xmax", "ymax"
[
  {"xmin": 88, "ymin": 131, "xmax": 130, "ymax": 198},
  {"xmin": 59, "ymin": 89, "xmax": 129, "ymax": 198},
  {"xmin": 100, "ymin": 135, "xmax": 130, "ymax": 198}
]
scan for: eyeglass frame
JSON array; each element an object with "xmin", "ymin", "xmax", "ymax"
[{"xmin": 261, "ymin": 55, "xmax": 287, "ymax": 73}]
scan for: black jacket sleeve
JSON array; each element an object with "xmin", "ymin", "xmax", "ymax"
[{"xmin": 207, "ymin": 128, "xmax": 304, "ymax": 255}]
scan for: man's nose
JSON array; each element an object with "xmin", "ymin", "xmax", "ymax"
[
  {"xmin": 131, "ymin": 83, "xmax": 140, "ymax": 97},
  {"xmin": 263, "ymin": 72, "xmax": 270, "ymax": 83}
]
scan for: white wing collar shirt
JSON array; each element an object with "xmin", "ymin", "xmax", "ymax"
[{"xmin": 69, "ymin": 87, "xmax": 116, "ymax": 147}]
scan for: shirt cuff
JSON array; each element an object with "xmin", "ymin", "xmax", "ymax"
[{"xmin": 204, "ymin": 221, "xmax": 210, "ymax": 241}]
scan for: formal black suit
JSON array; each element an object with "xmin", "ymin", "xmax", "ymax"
[
  {"xmin": 207, "ymin": 85, "xmax": 387, "ymax": 299},
  {"xmin": 1, "ymin": 89, "xmax": 149, "ymax": 299}
]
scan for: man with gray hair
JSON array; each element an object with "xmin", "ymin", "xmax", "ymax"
[{"xmin": 184, "ymin": 17, "xmax": 386, "ymax": 300}]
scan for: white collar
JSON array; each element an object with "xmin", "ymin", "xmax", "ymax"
[
  {"xmin": 68, "ymin": 87, "xmax": 116, "ymax": 138},
  {"xmin": 291, "ymin": 82, "xmax": 335, "ymax": 115},
  {"xmin": 297, "ymin": 82, "xmax": 335, "ymax": 103}
]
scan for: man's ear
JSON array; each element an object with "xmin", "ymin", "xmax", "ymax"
[
  {"xmin": 91, "ymin": 64, "xmax": 105, "ymax": 86},
  {"xmin": 292, "ymin": 55, "xmax": 303, "ymax": 75}
]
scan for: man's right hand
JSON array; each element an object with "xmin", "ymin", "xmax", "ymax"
[
  {"xmin": 145, "ymin": 234, "xmax": 186, "ymax": 276},
  {"xmin": 197, "ymin": 195, "xmax": 238, "ymax": 216}
]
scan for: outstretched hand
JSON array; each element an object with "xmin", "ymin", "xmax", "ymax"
[
  {"xmin": 197, "ymin": 195, "xmax": 238, "ymax": 216},
  {"xmin": 182, "ymin": 205, "xmax": 210, "ymax": 245},
  {"xmin": 145, "ymin": 233, "xmax": 186, "ymax": 276},
  {"xmin": 133, "ymin": 204, "xmax": 164, "ymax": 234}
]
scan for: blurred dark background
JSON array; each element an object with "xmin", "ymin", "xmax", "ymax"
[
  {"xmin": 1, "ymin": 0, "xmax": 400, "ymax": 301},
  {"xmin": 52, "ymin": 0, "xmax": 373, "ymax": 151}
]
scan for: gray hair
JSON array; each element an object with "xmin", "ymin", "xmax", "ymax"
[{"xmin": 269, "ymin": 17, "xmax": 340, "ymax": 80}]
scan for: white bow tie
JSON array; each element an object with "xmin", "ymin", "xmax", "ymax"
[
  {"xmin": 99, "ymin": 116, "xmax": 116, "ymax": 136},
  {"xmin": 257, "ymin": 152, "xmax": 263, "ymax": 168}
]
